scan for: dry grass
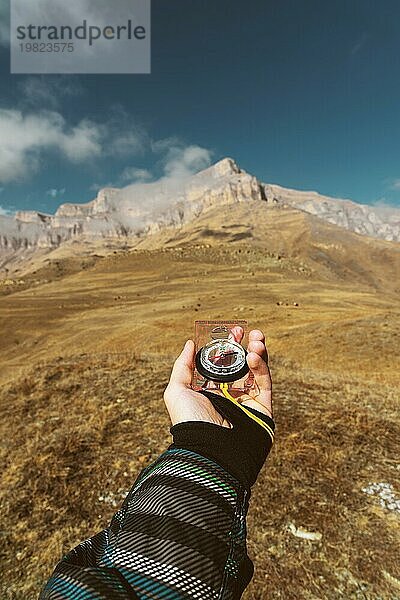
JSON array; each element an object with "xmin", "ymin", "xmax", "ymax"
[
  {"xmin": 0, "ymin": 352, "xmax": 399, "ymax": 600},
  {"xmin": 0, "ymin": 232, "xmax": 399, "ymax": 599},
  {"xmin": 246, "ymin": 360, "xmax": 400, "ymax": 599},
  {"xmin": 0, "ymin": 352, "xmax": 171, "ymax": 599}
]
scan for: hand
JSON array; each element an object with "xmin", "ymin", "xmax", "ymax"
[{"xmin": 164, "ymin": 329, "xmax": 273, "ymax": 428}]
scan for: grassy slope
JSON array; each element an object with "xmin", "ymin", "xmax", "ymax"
[{"xmin": 0, "ymin": 205, "xmax": 399, "ymax": 599}]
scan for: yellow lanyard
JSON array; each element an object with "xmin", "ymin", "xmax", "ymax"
[{"xmin": 219, "ymin": 383, "xmax": 274, "ymax": 443}]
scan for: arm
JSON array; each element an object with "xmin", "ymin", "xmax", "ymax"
[{"xmin": 40, "ymin": 330, "xmax": 274, "ymax": 600}]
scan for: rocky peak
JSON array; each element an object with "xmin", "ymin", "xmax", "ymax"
[
  {"xmin": 262, "ymin": 183, "xmax": 400, "ymax": 242},
  {"xmin": 1, "ymin": 158, "xmax": 399, "ymax": 260},
  {"xmin": 214, "ymin": 157, "xmax": 242, "ymax": 176},
  {"xmin": 0, "ymin": 158, "xmax": 264, "ymax": 256},
  {"xmin": 55, "ymin": 187, "xmax": 121, "ymax": 219},
  {"xmin": 198, "ymin": 157, "xmax": 242, "ymax": 179}
]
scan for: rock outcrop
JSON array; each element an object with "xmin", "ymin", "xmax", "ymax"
[
  {"xmin": 0, "ymin": 158, "xmax": 265, "ymax": 252},
  {"xmin": 0, "ymin": 158, "xmax": 399, "ymax": 257},
  {"xmin": 263, "ymin": 183, "xmax": 400, "ymax": 242}
]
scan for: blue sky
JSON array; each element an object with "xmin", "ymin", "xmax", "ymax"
[{"xmin": 1, "ymin": 0, "xmax": 400, "ymax": 214}]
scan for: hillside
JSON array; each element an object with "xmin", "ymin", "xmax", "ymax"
[
  {"xmin": 263, "ymin": 183, "xmax": 400, "ymax": 242},
  {"xmin": 0, "ymin": 198, "xmax": 399, "ymax": 598},
  {"xmin": 1, "ymin": 202, "xmax": 399, "ymax": 386},
  {"xmin": 1, "ymin": 158, "xmax": 400, "ymax": 281}
]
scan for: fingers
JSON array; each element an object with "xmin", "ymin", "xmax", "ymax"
[
  {"xmin": 249, "ymin": 329, "xmax": 265, "ymax": 344},
  {"xmin": 244, "ymin": 349, "xmax": 273, "ymax": 417},
  {"xmin": 247, "ymin": 330, "xmax": 271, "ymax": 406},
  {"xmin": 169, "ymin": 340, "xmax": 195, "ymax": 388},
  {"xmin": 247, "ymin": 351, "xmax": 271, "ymax": 392},
  {"xmin": 228, "ymin": 326, "xmax": 244, "ymax": 343},
  {"xmin": 247, "ymin": 338, "xmax": 268, "ymax": 364},
  {"xmin": 228, "ymin": 328, "xmax": 264, "ymax": 349},
  {"xmin": 248, "ymin": 329, "xmax": 268, "ymax": 362}
]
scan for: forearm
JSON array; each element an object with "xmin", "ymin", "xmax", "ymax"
[
  {"xmin": 40, "ymin": 391, "xmax": 274, "ymax": 600},
  {"xmin": 41, "ymin": 448, "xmax": 252, "ymax": 599}
]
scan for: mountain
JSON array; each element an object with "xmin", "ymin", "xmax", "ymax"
[
  {"xmin": 1, "ymin": 166, "xmax": 400, "ymax": 600},
  {"xmin": 263, "ymin": 183, "xmax": 400, "ymax": 242},
  {"xmin": 0, "ymin": 158, "xmax": 399, "ymax": 275},
  {"xmin": 0, "ymin": 158, "xmax": 262, "ymax": 251}
]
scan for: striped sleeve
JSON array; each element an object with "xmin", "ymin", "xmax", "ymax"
[{"xmin": 40, "ymin": 448, "xmax": 254, "ymax": 600}]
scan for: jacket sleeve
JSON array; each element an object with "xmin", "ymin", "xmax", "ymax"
[
  {"xmin": 40, "ymin": 391, "xmax": 275, "ymax": 600},
  {"xmin": 39, "ymin": 447, "xmax": 254, "ymax": 600}
]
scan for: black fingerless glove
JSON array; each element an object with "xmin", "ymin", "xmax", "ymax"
[{"xmin": 169, "ymin": 390, "xmax": 275, "ymax": 489}]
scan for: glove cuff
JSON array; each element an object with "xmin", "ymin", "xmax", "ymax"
[{"xmin": 170, "ymin": 391, "xmax": 275, "ymax": 489}]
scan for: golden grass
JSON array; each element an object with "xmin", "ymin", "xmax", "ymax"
[
  {"xmin": 0, "ymin": 236, "xmax": 399, "ymax": 599},
  {"xmin": 0, "ymin": 352, "xmax": 399, "ymax": 599}
]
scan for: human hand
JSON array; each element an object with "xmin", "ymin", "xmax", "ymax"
[{"xmin": 164, "ymin": 329, "xmax": 272, "ymax": 428}]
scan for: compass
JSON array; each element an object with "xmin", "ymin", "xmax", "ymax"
[{"xmin": 195, "ymin": 338, "xmax": 249, "ymax": 383}]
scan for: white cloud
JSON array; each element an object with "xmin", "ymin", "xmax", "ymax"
[
  {"xmin": 61, "ymin": 119, "xmax": 103, "ymax": 161},
  {"xmin": 382, "ymin": 177, "xmax": 400, "ymax": 192},
  {"xmin": 0, "ymin": 205, "xmax": 13, "ymax": 216},
  {"xmin": 120, "ymin": 166, "xmax": 152, "ymax": 183},
  {"xmin": 90, "ymin": 139, "xmax": 213, "ymax": 192},
  {"xmin": 46, "ymin": 187, "xmax": 66, "ymax": 198},
  {"xmin": 0, "ymin": 109, "xmax": 103, "ymax": 183},
  {"xmin": 389, "ymin": 179, "xmax": 400, "ymax": 191},
  {"xmin": 89, "ymin": 183, "xmax": 103, "ymax": 192},
  {"xmin": 370, "ymin": 197, "xmax": 400, "ymax": 220},
  {"xmin": 162, "ymin": 144, "xmax": 213, "ymax": 179},
  {"xmin": 0, "ymin": 102, "xmax": 213, "ymax": 193},
  {"xmin": 89, "ymin": 182, "xmax": 115, "ymax": 192},
  {"xmin": 151, "ymin": 136, "xmax": 181, "ymax": 154},
  {"xmin": 18, "ymin": 76, "xmax": 83, "ymax": 110},
  {"xmin": 111, "ymin": 131, "xmax": 146, "ymax": 157}
]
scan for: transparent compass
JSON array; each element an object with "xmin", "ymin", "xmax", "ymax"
[{"xmin": 194, "ymin": 322, "xmax": 250, "ymax": 386}]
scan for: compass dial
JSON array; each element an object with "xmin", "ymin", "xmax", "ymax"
[{"xmin": 195, "ymin": 339, "xmax": 249, "ymax": 383}]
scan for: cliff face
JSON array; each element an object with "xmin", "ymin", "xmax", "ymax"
[
  {"xmin": 263, "ymin": 184, "xmax": 400, "ymax": 242},
  {"xmin": 0, "ymin": 158, "xmax": 265, "ymax": 252},
  {"xmin": 1, "ymin": 157, "xmax": 399, "ymax": 256}
]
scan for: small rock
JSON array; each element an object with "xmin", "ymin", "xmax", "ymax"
[{"xmin": 287, "ymin": 522, "xmax": 322, "ymax": 541}]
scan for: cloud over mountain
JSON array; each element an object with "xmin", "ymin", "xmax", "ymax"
[
  {"xmin": 0, "ymin": 104, "xmax": 211, "ymax": 190},
  {"xmin": 1, "ymin": 157, "xmax": 399, "ymax": 267},
  {"xmin": 161, "ymin": 144, "xmax": 213, "ymax": 179}
]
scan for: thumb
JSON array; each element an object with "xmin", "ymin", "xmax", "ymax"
[{"xmin": 168, "ymin": 340, "xmax": 195, "ymax": 388}]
